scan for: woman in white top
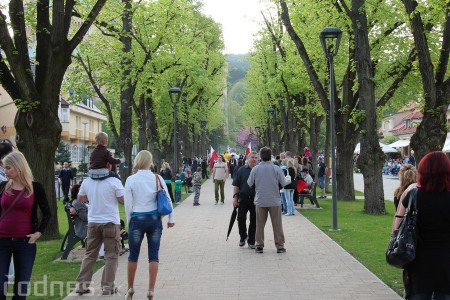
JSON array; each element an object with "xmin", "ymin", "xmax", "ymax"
[{"xmin": 124, "ymin": 150, "xmax": 175, "ymax": 300}]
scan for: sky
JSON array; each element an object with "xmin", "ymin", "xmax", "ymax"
[{"xmin": 201, "ymin": 0, "xmax": 271, "ymax": 54}]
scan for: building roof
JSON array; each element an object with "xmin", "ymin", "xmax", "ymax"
[{"xmin": 401, "ymin": 109, "xmax": 422, "ymax": 121}]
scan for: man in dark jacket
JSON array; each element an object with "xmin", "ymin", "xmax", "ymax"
[
  {"xmin": 201, "ymin": 158, "xmax": 209, "ymax": 179},
  {"xmin": 59, "ymin": 162, "xmax": 73, "ymax": 203},
  {"xmin": 232, "ymin": 152, "xmax": 258, "ymax": 249}
]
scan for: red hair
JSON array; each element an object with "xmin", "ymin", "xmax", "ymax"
[{"xmin": 417, "ymin": 151, "xmax": 450, "ymax": 192}]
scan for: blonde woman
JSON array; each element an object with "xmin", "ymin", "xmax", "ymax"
[
  {"xmin": 283, "ymin": 159, "xmax": 297, "ymax": 215},
  {"xmin": 124, "ymin": 151, "xmax": 175, "ymax": 300},
  {"xmin": 393, "ymin": 164, "xmax": 417, "ymax": 210},
  {"xmin": 0, "ymin": 152, "xmax": 51, "ymax": 299},
  {"xmin": 159, "ymin": 162, "xmax": 174, "ymax": 203}
]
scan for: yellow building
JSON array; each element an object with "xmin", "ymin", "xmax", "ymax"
[{"xmin": 0, "ymin": 86, "xmax": 107, "ymax": 165}]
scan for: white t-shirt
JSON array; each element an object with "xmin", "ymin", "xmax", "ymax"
[
  {"xmin": 213, "ymin": 162, "xmax": 228, "ymax": 180},
  {"xmin": 78, "ymin": 177, "xmax": 124, "ymax": 224}
]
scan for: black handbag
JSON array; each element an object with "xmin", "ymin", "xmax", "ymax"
[{"xmin": 386, "ymin": 188, "xmax": 418, "ymax": 269}]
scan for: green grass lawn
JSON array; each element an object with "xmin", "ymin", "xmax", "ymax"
[{"xmin": 300, "ymin": 195, "xmax": 404, "ymax": 295}]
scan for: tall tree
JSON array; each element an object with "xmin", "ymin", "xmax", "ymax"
[
  {"xmin": 400, "ymin": 0, "xmax": 450, "ymax": 162},
  {"xmin": 277, "ymin": 0, "xmax": 416, "ymax": 213},
  {"xmin": 349, "ymin": 0, "xmax": 385, "ymax": 213},
  {"xmin": 0, "ymin": 0, "xmax": 109, "ymax": 238}
]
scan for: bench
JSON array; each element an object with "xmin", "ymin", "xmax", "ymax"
[
  {"xmin": 299, "ymin": 181, "xmax": 320, "ymax": 208},
  {"xmin": 60, "ymin": 211, "xmax": 85, "ymax": 260}
]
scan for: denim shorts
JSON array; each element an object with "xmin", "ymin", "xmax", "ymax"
[
  {"xmin": 318, "ymin": 175, "xmax": 326, "ymax": 189},
  {"xmin": 128, "ymin": 214, "xmax": 163, "ymax": 263}
]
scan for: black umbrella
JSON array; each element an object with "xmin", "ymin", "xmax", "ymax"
[{"xmin": 226, "ymin": 206, "xmax": 238, "ymax": 241}]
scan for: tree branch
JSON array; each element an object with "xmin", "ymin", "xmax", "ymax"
[
  {"xmin": 436, "ymin": 2, "xmax": 450, "ymax": 86},
  {"xmin": 68, "ymin": 0, "xmax": 109, "ymax": 53},
  {"xmin": 377, "ymin": 49, "xmax": 417, "ymax": 107},
  {"xmin": 278, "ymin": 0, "xmax": 329, "ymax": 111}
]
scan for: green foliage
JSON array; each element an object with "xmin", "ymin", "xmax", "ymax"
[
  {"xmin": 54, "ymin": 142, "xmax": 71, "ymax": 166},
  {"xmin": 65, "ymin": 0, "xmax": 227, "ymax": 151},
  {"xmin": 78, "ymin": 163, "xmax": 88, "ymax": 175},
  {"xmin": 381, "ymin": 135, "xmax": 399, "ymax": 145},
  {"xmin": 13, "ymin": 99, "xmax": 40, "ymax": 112},
  {"xmin": 349, "ymin": 109, "xmax": 367, "ymax": 125}
]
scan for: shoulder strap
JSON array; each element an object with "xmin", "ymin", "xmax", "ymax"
[
  {"xmin": 155, "ymin": 174, "xmax": 162, "ymax": 191},
  {"xmin": 0, "ymin": 188, "xmax": 26, "ymax": 222},
  {"xmin": 395, "ymin": 188, "xmax": 417, "ymax": 239}
]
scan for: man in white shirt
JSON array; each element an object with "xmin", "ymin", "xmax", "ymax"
[
  {"xmin": 212, "ymin": 155, "xmax": 229, "ymax": 204},
  {"xmin": 75, "ymin": 163, "xmax": 124, "ymax": 296}
]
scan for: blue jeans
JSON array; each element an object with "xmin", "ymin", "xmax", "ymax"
[
  {"xmin": 128, "ymin": 214, "xmax": 163, "ymax": 262},
  {"xmin": 280, "ymin": 191, "xmax": 287, "ymax": 214},
  {"xmin": 0, "ymin": 238, "xmax": 36, "ymax": 300},
  {"xmin": 283, "ymin": 189, "xmax": 295, "ymax": 215},
  {"xmin": 175, "ymin": 191, "xmax": 181, "ymax": 203}
]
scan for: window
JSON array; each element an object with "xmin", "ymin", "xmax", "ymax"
[
  {"xmin": 406, "ymin": 119, "xmax": 411, "ymax": 128},
  {"xmin": 76, "ymin": 116, "xmax": 81, "ymax": 129},
  {"xmin": 60, "ymin": 108, "xmax": 69, "ymax": 123},
  {"xmin": 71, "ymin": 145, "xmax": 81, "ymax": 163}
]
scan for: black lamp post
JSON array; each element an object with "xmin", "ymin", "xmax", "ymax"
[
  {"xmin": 200, "ymin": 119, "xmax": 207, "ymax": 157},
  {"xmin": 169, "ymin": 87, "xmax": 182, "ymax": 170},
  {"xmin": 320, "ymin": 26, "xmax": 342, "ymax": 231},
  {"xmin": 267, "ymin": 108, "xmax": 275, "ymax": 149}
]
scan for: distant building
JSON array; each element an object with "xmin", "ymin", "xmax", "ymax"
[
  {"xmin": 0, "ymin": 87, "xmax": 108, "ymax": 166},
  {"xmin": 379, "ymin": 101, "xmax": 450, "ymax": 156},
  {"xmin": 379, "ymin": 101, "xmax": 422, "ymax": 140}
]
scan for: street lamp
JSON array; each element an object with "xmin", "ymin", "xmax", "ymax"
[
  {"xmin": 267, "ymin": 108, "xmax": 275, "ymax": 149},
  {"xmin": 169, "ymin": 87, "xmax": 182, "ymax": 170},
  {"xmin": 320, "ymin": 26, "xmax": 342, "ymax": 231},
  {"xmin": 200, "ymin": 119, "xmax": 207, "ymax": 157}
]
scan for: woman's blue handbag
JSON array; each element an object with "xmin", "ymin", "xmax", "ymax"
[{"xmin": 155, "ymin": 175, "xmax": 173, "ymax": 215}]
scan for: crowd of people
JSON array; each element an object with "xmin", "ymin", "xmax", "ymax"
[{"xmin": 2, "ymin": 132, "xmax": 450, "ymax": 299}]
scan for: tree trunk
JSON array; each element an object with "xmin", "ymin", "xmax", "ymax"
[
  {"xmin": 336, "ymin": 109, "xmax": 358, "ymax": 201},
  {"xmin": 362, "ymin": 165, "xmax": 385, "ymax": 212},
  {"xmin": 309, "ymin": 113, "xmax": 323, "ymax": 177},
  {"xmin": 137, "ymin": 94, "xmax": 148, "ymax": 151},
  {"xmin": 15, "ymin": 100, "xmax": 62, "ymax": 239},
  {"xmin": 401, "ymin": 0, "xmax": 449, "ymax": 163},
  {"xmin": 335, "ymin": 143, "xmax": 356, "ymax": 200},
  {"xmin": 410, "ymin": 105, "xmax": 447, "ymax": 162},
  {"xmin": 118, "ymin": 0, "xmax": 134, "ymax": 182},
  {"xmin": 146, "ymin": 96, "xmax": 160, "ymax": 162},
  {"xmin": 352, "ymin": 0, "xmax": 385, "ymax": 214}
]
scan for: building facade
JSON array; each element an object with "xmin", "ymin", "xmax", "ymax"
[{"xmin": 0, "ymin": 87, "xmax": 107, "ymax": 166}]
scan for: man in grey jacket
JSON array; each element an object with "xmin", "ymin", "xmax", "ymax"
[{"xmin": 247, "ymin": 147, "xmax": 287, "ymax": 254}]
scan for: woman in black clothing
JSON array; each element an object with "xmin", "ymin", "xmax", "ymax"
[
  {"xmin": 160, "ymin": 162, "xmax": 175, "ymax": 202},
  {"xmin": 392, "ymin": 151, "xmax": 450, "ymax": 300},
  {"xmin": 0, "ymin": 151, "xmax": 51, "ymax": 299}
]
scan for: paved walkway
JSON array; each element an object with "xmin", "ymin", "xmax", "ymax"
[
  {"xmin": 353, "ymin": 173, "xmax": 399, "ymax": 201},
  {"xmin": 66, "ymin": 177, "xmax": 401, "ymax": 300}
]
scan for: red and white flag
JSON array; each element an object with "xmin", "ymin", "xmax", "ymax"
[
  {"xmin": 209, "ymin": 146, "xmax": 218, "ymax": 169},
  {"xmin": 245, "ymin": 142, "xmax": 252, "ymax": 155}
]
